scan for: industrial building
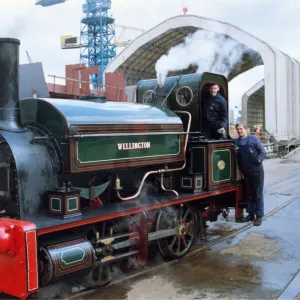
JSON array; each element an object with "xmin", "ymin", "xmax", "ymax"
[
  {"xmin": 105, "ymin": 15, "xmax": 300, "ymax": 143},
  {"xmin": 242, "ymin": 79, "xmax": 265, "ymax": 136}
]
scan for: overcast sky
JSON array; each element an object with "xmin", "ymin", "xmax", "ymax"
[{"xmin": 1, "ymin": 0, "xmax": 300, "ymax": 106}]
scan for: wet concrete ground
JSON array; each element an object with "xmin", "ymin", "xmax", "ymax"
[{"xmin": 72, "ymin": 159, "xmax": 300, "ymax": 300}]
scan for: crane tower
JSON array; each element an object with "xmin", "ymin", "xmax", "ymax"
[{"xmin": 80, "ymin": 0, "xmax": 116, "ymax": 87}]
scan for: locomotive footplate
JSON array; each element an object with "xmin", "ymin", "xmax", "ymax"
[{"xmin": 23, "ymin": 185, "xmax": 243, "ymax": 236}]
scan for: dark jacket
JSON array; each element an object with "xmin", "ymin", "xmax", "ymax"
[
  {"xmin": 234, "ymin": 135, "xmax": 266, "ymax": 174},
  {"xmin": 202, "ymin": 93, "xmax": 228, "ymax": 129}
]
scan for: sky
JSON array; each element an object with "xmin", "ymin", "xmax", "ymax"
[{"xmin": 1, "ymin": 0, "xmax": 300, "ymax": 107}]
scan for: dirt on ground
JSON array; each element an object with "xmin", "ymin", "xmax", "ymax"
[
  {"xmin": 264, "ymin": 158, "xmax": 300, "ymax": 187},
  {"xmin": 219, "ymin": 232, "xmax": 280, "ymax": 260}
]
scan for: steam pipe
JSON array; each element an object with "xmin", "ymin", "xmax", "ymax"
[
  {"xmin": 0, "ymin": 38, "xmax": 23, "ymax": 132},
  {"xmin": 160, "ymin": 174, "xmax": 178, "ymax": 197},
  {"xmin": 116, "ymin": 168, "xmax": 168, "ymax": 201},
  {"xmin": 158, "ymin": 73, "xmax": 162, "ymax": 87},
  {"xmin": 116, "ymin": 111, "xmax": 191, "ymax": 201}
]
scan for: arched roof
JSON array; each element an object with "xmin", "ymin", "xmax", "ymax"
[
  {"xmin": 242, "ymin": 79, "xmax": 265, "ymax": 130},
  {"xmin": 106, "ymin": 15, "xmax": 300, "ymax": 141},
  {"xmin": 107, "ymin": 15, "xmax": 270, "ymax": 84}
]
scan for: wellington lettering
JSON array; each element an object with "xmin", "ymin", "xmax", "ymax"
[{"xmin": 117, "ymin": 142, "xmax": 151, "ymax": 150}]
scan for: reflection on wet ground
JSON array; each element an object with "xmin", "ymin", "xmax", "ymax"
[{"xmin": 74, "ymin": 175, "xmax": 300, "ymax": 299}]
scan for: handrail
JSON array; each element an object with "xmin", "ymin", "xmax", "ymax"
[
  {"xmin": 48, "ymin": 74, "xmax": 137, "ymax": 102},
  {"xmin": 160, "ymin": 75, "xmax": 182, "ymax": 107},
  {"xmin": 48, "ymin": 74, "xmax": 126, "ymax": 91},
  {"xmin": 67, "ymin": 131, "xmax": 201, "ymax": 139}
]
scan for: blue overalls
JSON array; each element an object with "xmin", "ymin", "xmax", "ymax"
[{"xmin": 236, "ymin": 137, "xmax": 264, "ymax": 217}]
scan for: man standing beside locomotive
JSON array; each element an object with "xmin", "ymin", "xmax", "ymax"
[
  {"xmin": 202, "ymin": 84, "xmax": 228, "ymax": 139},
  {"xmin": 235, "ymin": 121, "xmax": 266, "ymax": 226}
]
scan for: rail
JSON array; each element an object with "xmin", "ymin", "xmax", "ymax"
[
  {"xmin": 67, "ymin": 131, "xmax": 202, "ymax": 139},
  {"xmin": 160, "ymin": 76, "xmax": 181, "ymax": 107},
  {"xmin": 48, "ymin": 74, "xmax": 137, "ymax": 102}
]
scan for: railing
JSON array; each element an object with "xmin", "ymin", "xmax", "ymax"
[{"xmin": 48, "ymin": 74, "xmax": 137, "ymax": 102}]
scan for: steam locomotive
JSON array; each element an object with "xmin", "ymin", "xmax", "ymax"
[{"xmin": 0, "ymin": 38, "xmax": 244, "ymax": 299}]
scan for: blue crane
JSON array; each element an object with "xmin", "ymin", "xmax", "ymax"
[
  {"xmin": 80, "ymin": 0, "xmax": 116, "ymax": 87},
  {"xmin": 36, "ymin": 0, "xmax": 116, "ymax": 88}
]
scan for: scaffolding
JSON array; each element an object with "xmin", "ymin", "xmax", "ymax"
[{"xmin": 80, "ymin": 0, "xmax": 116, "ymax": 87}]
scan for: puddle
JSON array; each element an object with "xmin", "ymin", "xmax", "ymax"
[{"xmin": 220, "ymin": 232, "xmax": 280, "ymax": 260}]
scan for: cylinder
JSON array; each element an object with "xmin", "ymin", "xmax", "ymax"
[
  {"xmin": 38, "ymin": 238, "xmax": 94, "ymax": 286},
  {"xmin": 0, "ymin": 38, "xmax": 22, "ymax": 131}
]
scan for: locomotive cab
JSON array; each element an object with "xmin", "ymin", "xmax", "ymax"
[
  {"xmin": 137, "ymin": 74, "xmax": 238, "ymax": 192},
  {"xmin": 136, "ymin": 72, "xmax": 229, "ymax": 135},
  {"xmin": 199, "ymin": 81, "xmax": 228, "ymax": 134}
]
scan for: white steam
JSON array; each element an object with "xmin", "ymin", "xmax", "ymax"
[{"xmin": 155, "ymin": 30, "xmax": 247, "ymax": 84}]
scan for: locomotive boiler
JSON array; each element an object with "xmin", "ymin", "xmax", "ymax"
[{"xmin": 0, "ymin": 38, "xmax": 244, "ymax": 299}]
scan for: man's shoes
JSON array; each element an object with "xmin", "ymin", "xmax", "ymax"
[
  {"xmin": 241, "ymin": 213, "xmax": 255, "ymax": 222},
  {"xmin": 254, "ymin": 216, "xmax": 262, "ymax": 226}
]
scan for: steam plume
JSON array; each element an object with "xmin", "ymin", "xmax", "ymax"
[
  {"xmin": 155, "ymin": 30, "xmax": 247, "ymax": 85},
  {"xmin": 0, "ymin": 8, "xmax": 34, "ymax": 38}
]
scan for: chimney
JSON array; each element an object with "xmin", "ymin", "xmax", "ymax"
[{"xmin": 0, "ymin": 38, "xmax": 22, "ymax": 132}]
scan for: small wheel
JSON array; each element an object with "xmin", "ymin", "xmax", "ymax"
[
  {"xmin": 156, "ymin": 204, "xmax": 197, "ymax": 259},
  {"xmin": 87, "ymin": 261, "xmax": 119, "ymax": 287}
]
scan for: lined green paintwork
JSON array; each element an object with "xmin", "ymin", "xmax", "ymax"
[
  {"xmin": 47, "ymin": 238, "xmax": 93, "ymax": 277},
  {"xmin": 51, "ymin": 198, "xmax": 61, "ymax": 211},
  {"xmin": 67, "ymin": 197, "xmax": 78, "ymax": 211},
  {"xmin": 212, "ymin": 149, "xmax": 231, "ymax": 183},
  {"xmin": 73, "ymin": 134, "xmax": 181, "ymax": 171},
  {"xmin": 61, "ymin": 247, "xmax": 84, "ymax": 264}
]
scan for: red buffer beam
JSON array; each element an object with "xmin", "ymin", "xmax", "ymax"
[{"xmin": 0, "ymin": 219, "xmax": 38, "ymax": 299}]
